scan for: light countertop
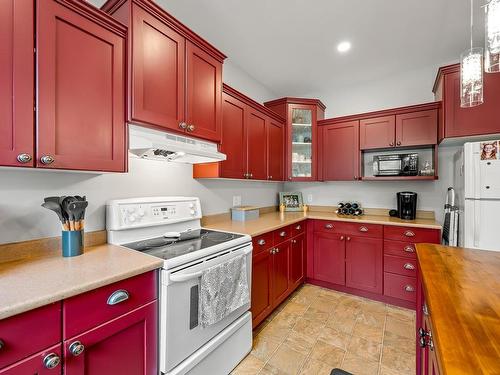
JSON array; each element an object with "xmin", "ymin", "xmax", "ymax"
[
  {"xmin": 416, "ymin": 243, "xmax": 500, "ymax": 374},
  {"xmin": 0, "ymin": 244, "xmax": 163, "ymax": 320},
  {"xmin": 204, "ymin": 210, "xmax": 442, "ymax": 237}
]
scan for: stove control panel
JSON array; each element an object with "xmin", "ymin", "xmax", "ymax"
[{"xmin": 106, "ymin": 197, "xmax": 202, "ymax": 230}]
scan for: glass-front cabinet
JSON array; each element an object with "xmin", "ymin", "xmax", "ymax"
[{"xmin": 264, "ymin": 98, "xmax": 326, "ymax": 181}]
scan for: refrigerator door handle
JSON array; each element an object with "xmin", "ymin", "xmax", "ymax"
[{"xmin": 473, "ymin": 201, "xmax": 480, "ymax": 248}]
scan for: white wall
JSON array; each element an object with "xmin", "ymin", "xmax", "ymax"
[{"xmin": 0, "ymin": 158, "xmax": 282, "ymax": 244}]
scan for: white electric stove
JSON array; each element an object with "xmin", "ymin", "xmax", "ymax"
[{"xmin": 106, "ymin": 197, "xmax": 253, "ymax": 375}]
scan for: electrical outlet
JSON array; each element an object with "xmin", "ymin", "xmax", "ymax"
[
  {"xmin": 232, "ymin": 196, "xmax": 242, "ymax": 207},
  {"xmin": 307, "ymin": 194, "xmax": 313, "ymax": 203}
]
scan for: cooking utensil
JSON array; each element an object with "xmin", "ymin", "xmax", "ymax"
[
  {"xmin": 61, "ymin": 196, "xmax": 78, "ymax": 230},
  {"xmin": 41, "ymin": 201, "xmax": 69, "ymax": 230},
  {"xmin": 442, "ymin": 187, "xmax": 454, "ymax": 245},
  {"xmin": 68, "ymin": 200, "xmax": 88, "ymax": 230}
]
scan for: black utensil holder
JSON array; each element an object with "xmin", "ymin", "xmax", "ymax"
[{"xmin": 62, "ymin": 230, "xmax": 84, "ymax": 257}]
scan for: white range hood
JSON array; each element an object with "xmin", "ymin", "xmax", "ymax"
[{"xmin": 128, "ymin": 124, "xmax": 226, "ymax": 164}]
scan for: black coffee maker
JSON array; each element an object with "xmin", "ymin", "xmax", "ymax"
[{"xmin": 396, "ymin": 192, "xmax": 417, "ymax": 220}]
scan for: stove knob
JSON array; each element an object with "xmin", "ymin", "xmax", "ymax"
[
  {"xmin": 138, "ymin": 209, "xmax": 145, "ymax": 217},
  {"xmin": 190, "ymin": 210, "xmax": 196, "ymax": 216},
  {"xmin": 129, "ymin": 215, "xmax": 137, "ymax": 222},
  {"xmin": 189, "ymin": 203, "xmax": 194, "ymax": 208},
  {"xmin": 127, "ymin": 207, "xmax": 135, "ymax": 214}
]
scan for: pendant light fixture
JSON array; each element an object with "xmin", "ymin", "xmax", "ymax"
[
  {"xmin": 460, "ymin": 0, "xmax": 484, "ymax": 107},
  {"xmin": 485, "ymin": 0, "xmax": 500, "ymax": 72}
]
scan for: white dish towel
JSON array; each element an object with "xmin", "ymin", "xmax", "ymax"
[{"xmin": 199, "ymin": 254, "xmax": 250, "ymax": 328}]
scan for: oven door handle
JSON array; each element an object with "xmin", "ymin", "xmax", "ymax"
[{"xmin": 169, "ymin": 271, "xmax": 203, "ymax": 283}]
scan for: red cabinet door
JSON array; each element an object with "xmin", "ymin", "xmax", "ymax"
[
  {"xmin": 313, "ymin": 232, "xmax": 345, "ymax": 285},
  {"xmin": 267, "ymin": 118, "xmax": 284, "ymax": 181},
  {"xmin": 359, "ymin": 115, "xmax": 395, "ymax": 150},
  {"xmin": 251, "ymin": 249, "xmax": 273, "ymax": 328},
  {"xmin": 272, "ymin": 241, "xmax": 290, "ymax": 307},
  {"xmin": 443, "ymin": 70, "xmax": 500, "ymax": 138},
  {"xmin": 289, "ymin": 233, "xmax": 305, "ymax": 290},
  {"xmin": 186, "ymin": 41, "xmax": 222, "ymax": 142},
  {"xmin": 220, "ymin": 93, "xmax": 247, "ymax": 179},
  {"xmin": 396, "ymin": 110, "xmax": 438, "ymax": 147},
  {"xmin": 246, "ymin": 108, "xmax": 268, "ymax": 180},
  {"xmin": 322, "ymin": 121, "xmax": 360, "ymax": 181},
  {"xmin": 130, "ymin": 4, "xmax": 185, "ymax": 132},
  {"xmin": 64, "ymin": 301, "xmax": 157, "ymax": 375},
  {"xmin": 0, "ymin": 0, "xmax": 34, "ymax": 168},
  {"xmin": 37, "ymin": 0, "xmax": 126, "ymax": 172},
  {"xmin": 0, "ymin": 345, "xmax": 62, "ymax": 375},
  {"xmin": 345, "ymin": 236, "xmax": 383, "ymax": 294}
]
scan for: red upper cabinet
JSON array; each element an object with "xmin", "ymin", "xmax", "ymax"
[
  {"xmin": 103, "ymin": 0, "xmax": 226, "ymax": 143},
  {"xmin": 186, "ymin": 41, "xmax": 222, "ymax": 141},
  {"xmin": 434, "ymin": 64, "xmax": 500, "ymax": 141},
  {"xmin": 359, "ymin": 116, "xmax": 395, "ymax": 150},
  {"xmin": 130, "ymin": 4, "xmax": 185, "ymax": 131},
  {"xmin": 264, "ymin": 98, "xmax": 326, "ymax": 181},
  {"xmin": 37, "ymin": 0, "xmax": 126, "ymax": 172},
  {"xmin": 396, "ymin": 110, "xmax": 437, "ymax": 147},
  {"xmin": 0, "ymin": 0, "xmax": 34, "ymax": 168},
  {"xmin": 320, "ymin": 120, "xmax": 360, "ymax": 181},
  {"xmin": 219, "ymin": 92, "xmax": 247, "ymax": 179},
  {"xmin": 246, "ymin": 108, "xmax": 268, "ymax": 180},
  {"xmin": 267, "ymin": 118, "xmax": 285, "ymax": 181}
]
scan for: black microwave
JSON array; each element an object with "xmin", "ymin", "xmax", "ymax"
[{"xmin": 372, "ymin": 154, "xmax": 418, "ymax": 176}]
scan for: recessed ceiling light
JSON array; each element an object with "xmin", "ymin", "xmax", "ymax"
[{"xmin": 337, "ymin": 41, "xmax": 351, "ymax": 53}]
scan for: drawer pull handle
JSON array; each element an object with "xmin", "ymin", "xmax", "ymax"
[
  {"xmin": 69, "ymin": 341, "xmax": 85, "ymax": 356},
  {"xmin": 43, "ymin": 353, "xmax": 61, "ymax": 369},
  {"xmin": 404, "ymin": 285, "xmax": 415, "ymax": 292},
  {"xmin": 107, "ymin": 289, "xmax": 130, "ymax": 305},
  {"xmin": 325, "ymin": 224, "xmax": 334, "ymax": 229},
  {"xmin": 258, "ymin": 239, "xmax": 266, "ymax": 246},
  {"xmin": 0, "ymin": 339, "xmax": 4, "ymax": 350},
  {"xmin": 270, "ymin": 248, "xmax": 275, "ymax": 254},
  {"xmin": 359, "ymin": 226, "xmax": 368, "ymax": 232},
  {"xmin": 403, "ymin": 263, "xmax": 415, "ymax": 270},
  {"xmin": 296, "ymin": 225, "xmax": 301, "ymax": 230},
  {"xmin": 404, "ymin": 230, "xmax": 415, "ymax": 237},
  {"xmin": 279, "ymin": 231, "xmax": 287, "ymax": 237},
  {"xmin": 404, "ymin": 245, "xmax": 415, "ymax": 253}
]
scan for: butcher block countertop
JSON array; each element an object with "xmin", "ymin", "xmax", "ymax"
[
  {"xmin": 0, "ymin": 239, "xmax": 163, "ymax": 320},
  {"xmin": 416, "ymin": 244, "xmax": 500, "ymax": 375},
  {"xmin": 204, "ymin": 210, "xmax": 442, "ymax": 237}
]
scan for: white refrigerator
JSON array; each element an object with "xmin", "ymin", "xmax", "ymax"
[{"xmin": 454, "ymin": 140, "xmax": 500, "ymax": 251}]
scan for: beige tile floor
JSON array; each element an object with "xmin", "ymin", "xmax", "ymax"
[{"xmin": 233, "ymin": 284, "xmax": 416, "ymax": 375}]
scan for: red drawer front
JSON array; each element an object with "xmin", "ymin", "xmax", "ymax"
[
  {"xmin": 384, "ymin": 273, "xmax": 417, "ymax": 302},
  {"xmin": 291, "ymin": 221, "xmax": 306, "ymax": 236},
  {"xmin": 252, "ymin": 232, "xmax": 274, "ymax": 254},
  {"xmin": 313, "ymin": 220, "xmax": 344, "ymax": 233},
  {"xmin": 384, "ymin": 255, "xmax": 417, "ymax": 277},
  {"xmin": 0, "ymin": 344, "xmax": 62, "ymax": 375},
  {"xmin": 0, "ymin": 303, "xmax": 61, "ymax": 369},
  {"xmin": 273, "ymin": 225, "xmax": 291, "ymax": 244},
  {"xmin": 339, "ymin": 222, "xmax": 382, "ymax": 239},
  {"xmin": 383, "ymin": 226, "xmax": 440, "ymax": 243},
  {"xmin": 384, "ymin": 240, "xmax": 416, "ymax": 259},
  {"xmin": 63, "ymin": 271, "xmax": 157, "ymax": 339}
]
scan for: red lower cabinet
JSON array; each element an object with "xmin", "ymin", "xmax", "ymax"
[
  {"xmin": 313, "ymin": 232, "xmax": 346, "ymax": 285},
  {"xmin": 251, "ymin": 249, "xmax": 273, "ymax": 327},
  {"xmin": 64, "ymin": 301, "xmax": 157, "ymax": 375},
  {"xmin": 345, "ymin": 236, "xmax": 383, "ymax": 294},
  {"xmin": 272, "ymin": 241, "xmax": 290, "ymax": 306},
  {"xmin": 289, "ymin": 233, "xmax": 305, "ymax": 289},
  {"xmin": 0, "ymin": 345, "xmax": 62, "ymax": 375}
]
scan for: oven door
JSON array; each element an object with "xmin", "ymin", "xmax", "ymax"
[{"xmin": 160, "ymin": 243, "xmax": 252, "ymax": 373}]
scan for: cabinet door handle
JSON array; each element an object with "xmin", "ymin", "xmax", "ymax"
[
  {"xmin": 40, "ymin": 155, "xmax": 54, "ymax": 164},
  {"xmin": 404, "ymin": 230, "xmax": 415, "ymax": 237},
  {"xmin": 359, "ymin": 226, "xmax": 368, "ymax": 232},
  {"xmin": 279, "ymin": 231, "xmax": 287, "ymax": 237},
  {"xmin": 340, "ymin": 236, "xmax": 344, "ymax": 241},
  {"xmin": 107, "ymin": 289, "xmax": 129, "ymax": 305},
  {"xmin": 296, "ymin": 225, "xmax": 301, "ymax": 230},
  {"xmin": 346, "ymin": 237, "xmax": 351, "ymax": 241},
  {"xmin": 186, "ymin": 124, "xmax": 195, "ymax": 132},
  {"xmin": 275, "ymin": 248, "xmax": 280, "ymax": 253},
  {"xmin": 249, "ymin": 173, "xmax": 253, "ymax": 178},
  {"xmin": 353, "ymin": 176, "xmax": 358, "ymax": 180},
  {"xmin": 291, "ymin": 239, "xmax": 297, "ymax": 244},
  {"xmin": 258, "ymin": 239, "xmax": 266, "ymax": 246},
  {"xmin": 389, "ymin": 141, "xmax": 395, "ymax": 146},
  {"xmin": 403, "ymin": 263, "xmax": 415, "ymax": 270},
  {"xmin": 68, "ymin": 341, "xmax": 85, "ymax": 356},
  {"xmin": 17, "ymin": 153, "xmax": 32, "ymax": 163},
  {"xmin": 403, "ymin": 245, "xmax": 415, "ymax": 253},
  {"xmin": 396, "ymin": 141, "xmax": 402, "ymax": 146},
  {"xmin": 179, "ymin": 122, "xmax": 187, "ymax": 130},
  {"xmin": 404, "ymin": 285, "xmax": 415, "ymax": 292},
  {"xmin": 325, "ymin": 224, "xmax": 334, "ymax": 229},
  {"xmin": 43, "ymin": 353, "xmax": 61, "ymax": 369},
  {"xmin": 270, "ymin": 248, "xmax": 275, "ymax": 254},
  {"xmin": 0, "ymin": 339, "xmax": 4, "ymax": 350}
]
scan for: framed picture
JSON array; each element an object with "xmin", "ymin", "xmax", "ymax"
[{"xmin": 279, "ymin": 192, "xmax": 303, "ymax": 212}]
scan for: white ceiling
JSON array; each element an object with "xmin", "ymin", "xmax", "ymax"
[{"xmin": 92, "ymin": 0, "xmax": 486, "ymax": 97}]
